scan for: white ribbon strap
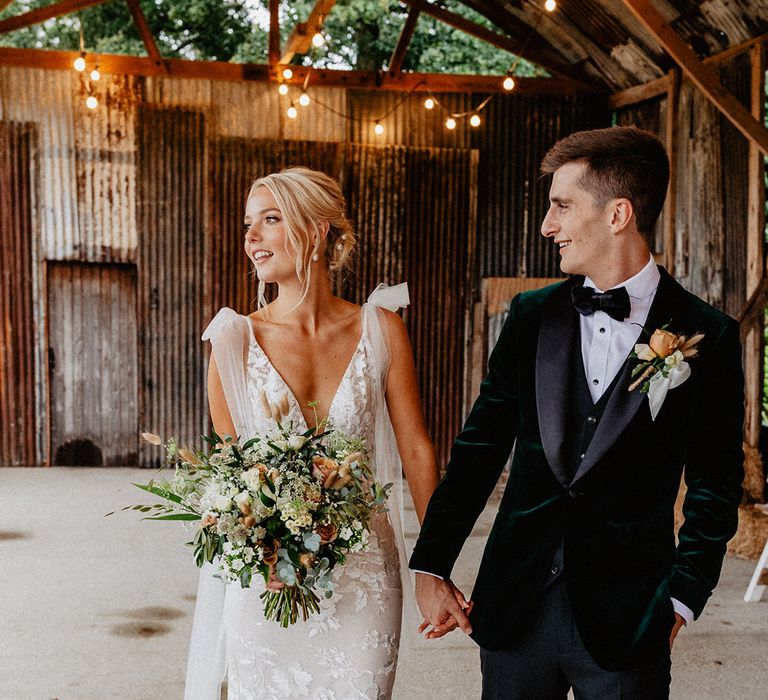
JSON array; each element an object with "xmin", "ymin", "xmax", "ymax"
[
  {"xmin": 647, "ymin": 362, "xmax": 691, "ymax": 421},
  {"xmin": 367, "ymin": 282, "xmax": 410, "ymax": 312},
  {"xmin": 201, "ymin": 307, "xmax": 239, "ymax": 342}
]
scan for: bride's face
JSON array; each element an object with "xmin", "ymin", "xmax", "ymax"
[{"xmin": 244, "ymin": 186, "xmax": 297, "ymax": 284}]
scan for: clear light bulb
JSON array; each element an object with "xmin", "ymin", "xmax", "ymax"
[
  {"xmin": 312, "ymin": 32, "xmax": 325, "ymax": 47},
  {"xmin": 278, "ymin": 83, "xmax": 289, "ymax": 95},
  {"xmin": 74, "ymin": 56, "xmax": 86, "ymax": 72},
  {"xmin": 86, "ymin": 95, "xmax": 98, "ymax": 109},
  {"xmin": 374, "ymin": 122, "xmax": 384, "ymax": 136},
  {"xmin": 298, "ymin": 92, "xmax": 310, "ymax": 106},
  {"xmin": 287, "ymin": 105, "xmax": 298, "ymax": 119},
  {"xmin": 545, "ymin": 0, "xmax": 557, "ymax": 11},
  {"xmin": 446, "ymin": 117, "xmax": 457, "ymax": 130},
  {"xmin": 424, "ymin": 97, "xmax": 435, "ymax": 110},
  {"xmin": 282, "ymin": 68, "xmax": 293, "ymax": 80},
  {"xmin": 90, "ymin": 68, "xmax": 100, "ymax": 81},
  {"xmin": 470, "ymin": 114, "xmax": 481, "ymax": 127},
  {"xmin": 503, "ymin": 76, "xmax": 515, "ymax": 91}
]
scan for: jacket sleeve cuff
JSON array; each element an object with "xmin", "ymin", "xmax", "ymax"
[{"xmin": 671, "ymin": 598, "xmax": 694, "ymax": 625}]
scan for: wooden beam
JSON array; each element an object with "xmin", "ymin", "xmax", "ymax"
[
  {"xmin": 0, "ymin": 0, "xmax": 15, "ymax": 12},
  {"xmin": 400, "ymin": 0, "xmax": 590, "ymax": 87},
  {"xmin": 123, "ymin": 0, "xmax": 166, "ymax": 72},
  {"xmin": 280, "ymin": 0, "xmax": 336, "ymax": 65},
  {"xmin": 744, "ymin": 41, "xmax": 766, "ymax": 448},
  {"xmin": 0, "ymin": 0, "xmax": 108, "ymax": 34},
  {"xmin": 738, "ymin": 275, "xmax": 768, "ymax": 338},
  {"xmin": 663, "ymin": 67, "xmax": 679, "ymax": 276},
  {"xmin": 268, "ymin": 0, "xmax": 280, "ymax": 75},
  {"xmin": 389, "ymin": 7, "xmax": 419, "ymax": 76},
  {"xmin": 0, "ymin": 46, "xmax": 597, "ymax": 94},
  {"xmin": 621, "ymin": 0, "xmax": 768, "ymax": 157},
  {"xmin": 609, "ymin": 34, "xmax": 768, "ymax": 110},
  {"xmin": 608, "ymin": 74, "xmax": 669, "ymax": 110}
]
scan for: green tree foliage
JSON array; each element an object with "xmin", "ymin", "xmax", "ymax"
[{"xmin": 0, "ymin": 0, "xmax": 545, "ymax": 75}]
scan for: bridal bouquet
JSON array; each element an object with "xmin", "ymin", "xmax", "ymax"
[{"xmin": 121, "ymin": 425, "xmax": 391, "ymax": 627}]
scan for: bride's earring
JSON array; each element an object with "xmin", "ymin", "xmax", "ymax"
[{"xmin": 312, "ymin": 252, "xmax": 319, "ymax": 262}]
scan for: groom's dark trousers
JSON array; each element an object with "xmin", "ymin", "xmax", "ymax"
[{"xmin": 410, "ymin": 269, "xmax": 743, "ymax": 698}]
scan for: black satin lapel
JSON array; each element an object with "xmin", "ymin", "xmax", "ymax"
[
  {"xmin": 535, "ymin": 280, "xmax": 579, "ymax": 488},
  {"xmin": 572, "ymin": 267, "xmax": 680, "ymax": 484}
]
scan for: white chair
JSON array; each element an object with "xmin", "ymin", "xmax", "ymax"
[{"xmin": 744, "ymin": 504, "xmax": 768, "ymax": 602}]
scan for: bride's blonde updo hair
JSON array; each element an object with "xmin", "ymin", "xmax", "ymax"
[{"xmin": 248, "ymin": 166, "xmax": 356, "ymax": 308}]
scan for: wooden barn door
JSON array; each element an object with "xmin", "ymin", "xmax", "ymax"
[{"xmin": 47, "ymin": 262, "xmax": 138, "ymax": 465}]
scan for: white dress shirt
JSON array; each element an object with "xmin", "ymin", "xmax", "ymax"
[{"xmin": 417, "ymin": 255, "xmax": 693, "ymax": 625}]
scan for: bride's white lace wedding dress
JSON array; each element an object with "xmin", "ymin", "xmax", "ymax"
[{"xmin": 185, "ymin": 285, "xmax": 411, "ymax": 700}]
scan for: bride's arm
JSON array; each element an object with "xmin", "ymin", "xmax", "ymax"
[
  {"xmin": 207, "ymin": 353, "xmax": 237, "ymax": 440},
  {"xmin": 380, "ymin": 310, "xmax": 439, "ymax": 525}
]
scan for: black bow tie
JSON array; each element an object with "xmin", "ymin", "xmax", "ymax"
[{"xmin": 571, "ymin": 285, "xmax": 631, "ymax": 321}]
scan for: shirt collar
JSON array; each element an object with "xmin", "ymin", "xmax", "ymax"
[{"xmin": 584, "ymin": 254, "xmax": 659, "ymax": 299}]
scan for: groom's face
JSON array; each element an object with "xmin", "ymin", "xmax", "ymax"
[{"xmin": 541, "ymin": 162, "xmax": 611, "ymax": 279}]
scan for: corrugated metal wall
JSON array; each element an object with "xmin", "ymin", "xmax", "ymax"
[
  {"xmin": 0, "ymin": 121, "xmax": 37, "ymax": 465},
  {"xmin": 0, "ymin": 66, "xmax": 609, "ymax": 467},
  {"xmin": 137, "ymin": 107, "xmax": 207, "ymax": 465}
]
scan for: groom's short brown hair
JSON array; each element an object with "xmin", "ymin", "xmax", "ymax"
[{"xmin": 540, "ymin": 126, "xmax": 669, "ymax": 237}]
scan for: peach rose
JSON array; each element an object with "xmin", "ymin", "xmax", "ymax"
[
  {"xmin": 315, "ymin": 522, "xmax": 338, "ymax": 544},
  {"xmin": 299, "ymin": 552, "xmax": 316, "ymax": 569},
  {"xmin": 649, "ymin": 329, "xmax": 677, "ymax": 357},
  {"xmin": 261, "ymin": 538, "xmax": 280, "ymax": 566},
  {"xmin": 312, "ymin": 456, "xmax": 340, "ymax": 482},
  {"xmin": 200, "ymin": 513, "xmax": 218, "ymax": 528}
]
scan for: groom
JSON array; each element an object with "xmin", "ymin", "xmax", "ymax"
[{"xmin": 410, "ymin": 126, "xmax": 744, "ymax": 698}]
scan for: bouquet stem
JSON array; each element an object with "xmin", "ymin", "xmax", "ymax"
[{"xmin": 260, "ymin": 586, "xmax": 321, "ymax": 628}]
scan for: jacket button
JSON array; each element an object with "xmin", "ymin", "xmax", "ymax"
[
  {"xmin": 587, "ymin": 416, "xmax": 597, "ymax": 424},
  {"xmin": 551, "ymin": 564, "xmax": 560, "ymax": 575}
]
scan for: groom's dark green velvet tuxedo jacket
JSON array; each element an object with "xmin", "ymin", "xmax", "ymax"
[{"xmin": 410, "ymin": 267, "xmax": 744, "ymax": 671}]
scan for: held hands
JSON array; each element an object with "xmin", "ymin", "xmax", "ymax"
[{"xmin": 415, "ymin": 572, "xmax": 474, "ymax": 640}]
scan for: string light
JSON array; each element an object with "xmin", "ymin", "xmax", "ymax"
[
  {"xmin": 445, "ymin": 117, "xmax": 457, "ymax": 130},
  {"xmin": 287, "ymin": 103, "xmax": 298, "ymax": 119},
  {"xmin": 86, "ymin": 95, "xmax": 98, "ymax": 109},
  {"xmin": 424, "ymin": 97, "xmax": 435, "ymax": 110},
  {"xmin": 298, "ymin": 92, "xmax": 311, "ymax": 107},
  {"xmin": 544, "ymin": 0, "xmax": 557, "ymax": 11},
  {"xmin": 282, "ymin": 68, "xmax": 293, "ymax": 80},
  {"xmin": 74, "ymin": 54, "xmax": 86, "ymax": 72},
  {"xmin": 278, "ymin": 83, "xmax": 289, "ymax": 95},
  {"xmin": 374, "ymin": 121, "xmax": 384, "ymax": 136},
  {"xmin": 469, "ymin": 114, "xmax": 481, "ymax": 127},
  {"xmin": 503, "ymin": 76, "xmax": 515, "ymax": 91},
  {"xmin": 90, "ymin": 67, "xmax": 100, "ymax": 81},
  {"xmin": 312, "ymin": 32, "xmax": 325, "ymax": 48}
]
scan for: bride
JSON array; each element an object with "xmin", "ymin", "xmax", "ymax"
[{"xmin": 185, "ymin": 166, "xmax": 439, "ymax": 699}]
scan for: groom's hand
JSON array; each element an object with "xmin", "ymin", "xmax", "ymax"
[{"xmin": 415, "ymin": 572, "xmax": 473, "ymax": 639}]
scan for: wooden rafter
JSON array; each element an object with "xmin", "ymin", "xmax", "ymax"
[
  {"xmin": 663, "ymin": 67, "xmax": 679, "ymax": 276},
  {"xmin": 0, "ymin": 0, "xmax": 15, "ymax": 13},
  {"xmin": 389, "ymin": 8, "xmax": 419, "ymax": 76},
  {"xmin": 123, "ymin": 0, "xmax": 166, "ymax": 72},
  {"xmin": 268, "ymin": 0, "xmax": 280, "ymax": 74},
  {"xmin": 400, "ymin": 0, "xmax": 589, "ymax": 87},
  {"xmin": 0, "ymin": 0, "xmax": 108, "ymax": 35},
  {"xmin": 280, "ymin": 0, "xmax": 336, "ymax": 65},
  {"xmin": 0, "ymin": 46, "xmax": 595, "ymax": 94},
  {"xmin": 609, "ymin": 33, "xmax": 768, "ymax": 109},
  {"xmin": 621, "ymin": 0, "xmax": 768, "ymax": 157}
]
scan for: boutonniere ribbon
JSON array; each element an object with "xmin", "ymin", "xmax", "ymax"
[{"xmin": 629, "ymin": 328, "xmax": 704, "ymax": 421}]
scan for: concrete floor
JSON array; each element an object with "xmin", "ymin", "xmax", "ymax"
[{"xmin": 0, "ymin": 467, "xmax": 766, "ymax": 700}]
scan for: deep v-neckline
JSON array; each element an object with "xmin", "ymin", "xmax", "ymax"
[{"xmin": 245, "ymin": 307, "xmax": 366, "ymax": 430}]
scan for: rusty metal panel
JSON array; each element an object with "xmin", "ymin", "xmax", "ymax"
[
  {"xmin": 137, "ymin": 107, "xmax": 207, "ymax": 466},
  {"xmin": 0, "ymin": 121, "xmax": 37, "ymax": 465},
  {"xmin": 472, "ymin": 93, "xmax": 608, "ymax": 286},
  {"xmin": 719, "ymin": 51, "xmax": 750, "ymax": 317},
  {"xmin": 46, "ymin": 262, "xmax": 138, "ymax": 466}
]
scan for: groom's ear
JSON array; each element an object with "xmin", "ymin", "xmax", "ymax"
[{"xmin": 609, "ymin": 198, "xmax": 634, "ymax": 234}]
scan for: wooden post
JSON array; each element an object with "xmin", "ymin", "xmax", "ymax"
[
  {"xmin": 664, "ymin": 68, "xmax": 679, "ymax": 275},
  {"xmin": 744, "ymin": 41, "xmax": 766, "ymax": 450}
]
